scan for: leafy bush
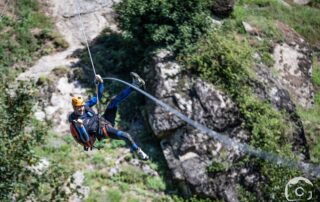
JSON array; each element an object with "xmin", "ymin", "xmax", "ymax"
[
  {"xmin": 0, "ymin": 1, "xmax": 71, "ymax": 200},
  {"xmin": 146, "ymin": 176, "xmax": 166, "ymax": 191},
  {"xmin": 0, "ymin": 79, "xmax": 71, "ymax": 201},
  {"xmin": 115, "ymin": 0, "xmax": 213, "ymax": 52},
  {"xmin": 181, "ymin": 31, "xmax": 253, "ymax": 95}
]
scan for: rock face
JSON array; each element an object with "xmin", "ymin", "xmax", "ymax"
[
  {"xmin": 146, "ymin": 51, "xmax": 260, "ymax": 201},
  {"xmin": 272, "ymin": 21, "xmax": 314, "ymax": 109},
  {"xmin": 18, "ymin": 0, "xmax": 118, "ymax": 81},
  {"xmin": 210, "ymin": 0, "xmax": 235, "ymax": 17},
  {"xmin": 146, "ymin": 47, "xmax": 311, "ymax": 200},
  {"xmin": 293, "ymin": 0, "xmax": 311, "ymax": 5},
  {"xmin": 36, "ymin": 67, "xmax": 86, "ymax": 134}
]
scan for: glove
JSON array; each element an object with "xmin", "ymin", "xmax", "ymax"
[
  {"xmin": 74, "ymin": 119, "xmax": 83, "ymax": 126},
  {"xmin": 95, "ymin": 74, "xmax": 103, "ymax": 83}
]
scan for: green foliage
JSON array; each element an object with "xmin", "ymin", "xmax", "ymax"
[
  {"xmin": 0, "ymin": 0, "xmax": 66, "ymax": 73},
  {"xmin": 237, "ymin": 185, "xmax": 257, "ymax": 202},
  {"xmin": 260, "ymin": 162, "xmax": 301, "ymax": 201},
  {"xmin": 234, "ymin": 0, "xmax": 320, "ymax": 46},
  {"xmin": 297, "ymin": 104, "xmax": 320, "ymax": 163},
  {"xmin": 207, "ymin": 161, "xmax": 226, "ymax": 173},
  {"xmin": 106, "ymin": 189, "xmax": 123, "ymax": 202},
  {"xmin": 0, "ymin": 79, "xmax": 71, "ymax": 201},
  {"xmin": 312, "ymin": 56, "xmax": 320, "ymax": 86},
  {"xmin": 115, "ymin": 0, "xmax": 213, "ymax": 52},
  {"xmin": 112, "ymin": 165, "xmax": 147, "ymax": 184},
  {"xmin": 238, "ymin": 94, "xmax": 291, "ymax": 152},
  {"xmin": 181, "ymin": 31, "xmax": 253, "ymax": 93},
  {"xmin": 111, "ymin": 139, "xmax": 127, "ymax": 149},
  {"xmin": 0, "ymin": 1, "xmax": 71, "ymax": 201},
  {"xmin": 91, "ymin": 153, "xmax": 106, "ymax": 165},
  {"xmin": 146, "ymin": 176, "xmax": 166, "ymax": 191},
  {"xmin": 78, "ymin": 29, "xmax": 145, "ymax": 80}
]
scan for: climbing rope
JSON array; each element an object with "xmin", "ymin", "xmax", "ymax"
[
  {"xmin": 74, "ymin": 0, "xmax": 101, "ymax": 120},
  {"xmin": 72, "ymin": 0, "xmax": 320, "ymax": 178}
]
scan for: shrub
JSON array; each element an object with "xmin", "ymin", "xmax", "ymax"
[
  {"xmin": 0, "ymin": 80, "xmax": 71, "ymax": 201},
  {"xmin": 146, "ymin": 177, "xmax": 166, "ymax": 191},
  {"xmin": 115, "ymin": 0, "xmax": 213, "ymax": 52}
]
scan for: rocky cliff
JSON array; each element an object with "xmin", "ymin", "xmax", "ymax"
[{"xmin": 145, "ymin": 22, "xmax": 315, "ymax": 200}]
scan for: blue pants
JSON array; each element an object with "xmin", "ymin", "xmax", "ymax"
[{"xmin": 101, "ymin": 87, "xmax": 138, "ymax": 151}]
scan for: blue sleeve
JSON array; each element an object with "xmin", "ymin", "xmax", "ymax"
[
  {"xmin": 77, "ymin": 125, "xmax": 90, "ymax": 143},
  {"xmin": 85, "ymin": 83, "xmax": 104, "ymax": 107}
]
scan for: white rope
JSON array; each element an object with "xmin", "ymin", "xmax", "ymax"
[
  {"xmin": 74, "ymin": 0, "xmax": 101, "ymax": 119},
  {"xmin": 74, "ymin": 0, "xmax": 97, "ymax": 77},
  {"xmin": 103, "ymin": 77, "xmax": 320, "ymax": 178}
]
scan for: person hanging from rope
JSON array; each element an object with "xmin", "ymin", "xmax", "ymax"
[{"xmin": 68, "ymin": 72, "xmax": 149, "ymax": 160}]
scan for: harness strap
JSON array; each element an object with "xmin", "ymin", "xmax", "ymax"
[{"xmin": 102, "ymin": 126, "xmax": 109, "ymax": 138}]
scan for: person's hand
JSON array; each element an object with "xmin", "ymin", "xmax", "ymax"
[
  {"xmin": 95, "ymin": 74, "xmax": 103, "ymax": 83},
  {"xmin": 74, "ymin": 119, "xmax": 83, "ymax": 126}
]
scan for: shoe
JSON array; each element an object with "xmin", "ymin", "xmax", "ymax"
[
  {"xmin": 136, "ymin": 148, "xmax": 149, "ymax": 161},
  {"xmin": 130, "ymin": 72, "xmax": 145, "ymax": 88}
]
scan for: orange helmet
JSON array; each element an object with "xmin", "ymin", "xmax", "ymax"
[{"xmin": 72, "ymin": 96, "xmax": 85, "ymax": 107}]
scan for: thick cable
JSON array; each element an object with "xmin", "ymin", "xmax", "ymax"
[{"xmin": 103, "ymin": 77, "xmax": 320, "ymax": 178}]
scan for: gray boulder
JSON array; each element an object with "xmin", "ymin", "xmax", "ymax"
[
  {"xmin": 273, "ymin": 21, "xmax": 314, "ymax": 109},
  {"xmin": 146, "ymin": 50, "xmax": 259, "ymax": 201}
]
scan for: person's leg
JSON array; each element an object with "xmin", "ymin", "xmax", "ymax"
[
  {"xmin": 102, "ymin": 72, "xmax": 145, "ymax": 125},
  {"xmin": 102, "ymin": 87, "xmax": 133, "ymax": 126},
  {"xmin": 106, "ymin": 126, "xmax": 149, "ymax": 160},
  {"xmin": 107, "ymin": 87, "xmax": 133, "ymax": 110},
  {"xmin": 106, "ymin": 126, "xmax": 138, "ymax": 151}
]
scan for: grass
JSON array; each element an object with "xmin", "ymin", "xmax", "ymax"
[
  {"xmin": 235, "ymin": 0, "xmax": 320, "ymax": 46},
  {"xmin": 219, "ymin": 0, "xmax": 320, "ymax": 69},
  {"xmin": 35, "ymin": 129, "xmax": 174, "ymax": 202},
  {"xmin": 0, "ymin": 0, "xmax": 67, "ymax": 74},
  {"xmin": 146, "ymin": 177, "xmax": 166, "ymax": 192},
  {"xmin": 312, "ymin": 55, "xmax": 320, "ymax": 86}
]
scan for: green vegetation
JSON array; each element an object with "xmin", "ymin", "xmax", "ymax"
[
  {"xmin": 233, "ymin": 0, "xmax": 320, "ymax": 46},
  {"xmin": 146, "ymin": 176, "xmax": 166, "ymax": 191},
  {"xmin": 297, "ymin": 54, "xmax": 320, "ymax": 164},
  {"xmin": 2, "ymin": 0, "xmax": 318, "ymax": 201},
  {"xmin": 0, "ymin": 0, "xmax": 67, "ymax": 74},
  {"xmin": 207, "ymin": 161, "xmax": 227, "ymax": 173},
  {"xmin": 115, "ymin": 0, "xmax": 213, "ymax": 52},
  {"xmin": 0, "ymin": 1, "xmax": 70, "ymax": 201},
  {"xmin": 111, "ymin": 0, "xmax": 320, "ymax": 200},
  {"xmin": 312, "ymin": 56, "xmax": 320, "ymax": 86}
]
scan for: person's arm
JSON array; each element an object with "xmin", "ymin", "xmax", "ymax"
[
  {"xmin": 85, "ymin": 75, "xmax": 104, "ymax": 107},
  {"xmin": 68, "ymin": 114, "xmax": 90, "ymax": 146}
]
